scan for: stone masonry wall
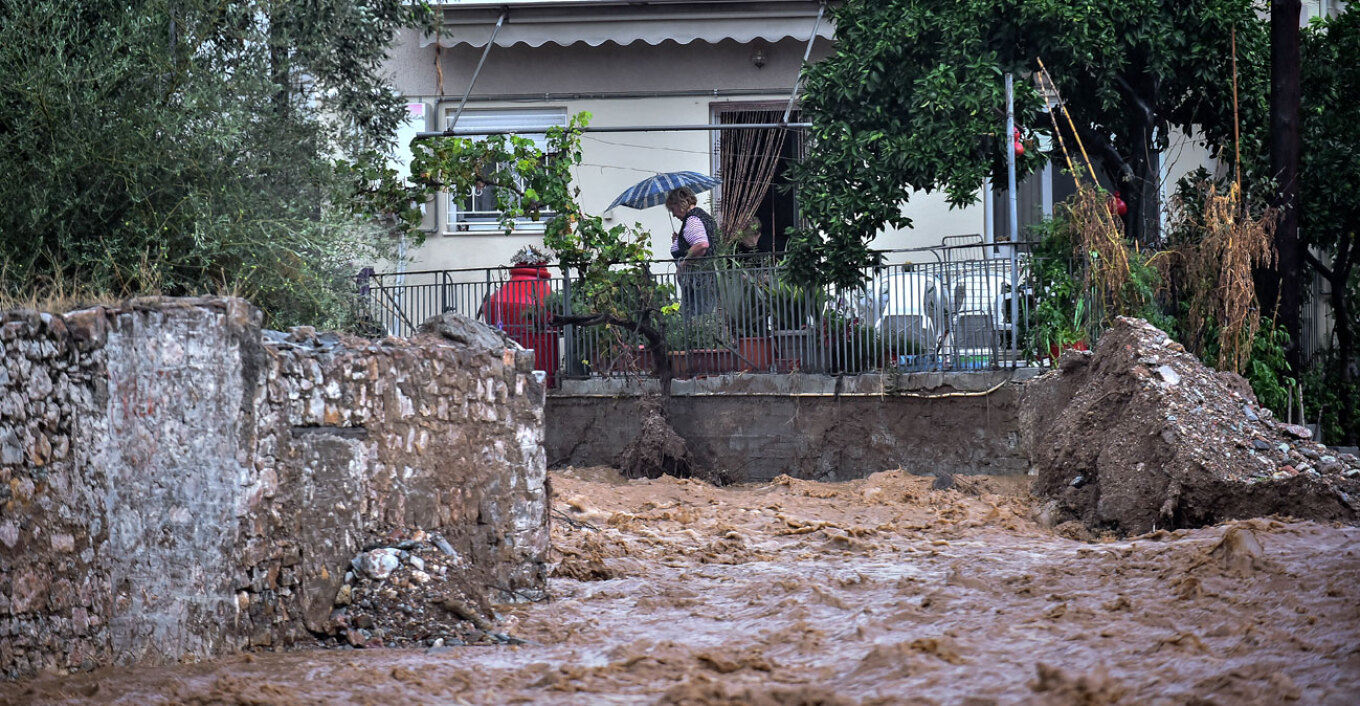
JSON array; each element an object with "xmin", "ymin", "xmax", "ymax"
[{"xmin": 0, "ymin": 299, "xmax": 547, "ymax": 678}]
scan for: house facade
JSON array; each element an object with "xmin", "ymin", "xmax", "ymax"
[
  {"xmin": 382, "ymin": 0, "xmax": 1004, "ymax": 281},
  {"xmin": 379, "ymin": 0, "xmax": 1347, "ymax": 349}
]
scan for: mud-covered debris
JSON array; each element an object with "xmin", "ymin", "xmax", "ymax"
[
  {"xmin": 1022, "ymin": 317, "xmax": 1360, "ymax": 535},
  {"xmin": 324, "ymin": 529, "xmax": 522, "ymax": 649},
  {"xmin": 617, "ymin": 394, "xmax": 694, "ymax": 480}
]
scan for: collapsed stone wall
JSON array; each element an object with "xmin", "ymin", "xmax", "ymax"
[{"xmin": 0, "ymin": 299, "xmax": 548, "ymax": 678}]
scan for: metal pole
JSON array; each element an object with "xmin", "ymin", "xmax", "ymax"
[
  {"xmin": 561, "ymin": 267, "xmax": 574, "ymax": 379},
  {"xmin": 443, "ymin": 271, "xmax": 454, "ymax": 316},
  {"xmin": 415, "ymin": 122, "xmax": 813, "ymax": 140},
  {"xmin": 1005, "ymin": 73, "xmax": 1020, "ymax": 366},
  {"xmin": 784, "ymin": 1, "xmax": 826, "ymax": 124},
  {"xmin": 450, "ymin": 11, "xmax": 506, "ymax": 131}
]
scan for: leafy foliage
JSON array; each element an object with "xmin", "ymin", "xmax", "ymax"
[
  {"xmin": 790, "ymin": 0, "xmax": 1268, "ymax": 287},
  {"xmin": 664, "ymin": 312, "xmax": 727, "ymax": 351},
  {"xmin": 0, "ymin": 0, "xmax": 436, "ymax": 328},
  {"xmin": 1300, "ymin": 11, "xmax": 1360, "ymax": 269},
  {"xmin": 1298, "ymin": 9, "xmax": 1360, "ymax": 443},
  {"xmin": 410, "ymin": 113, "xmax": 682, "ymax": 381},
  {"xmin": 1026, "ymin": 218, "xmax": 1091, "ymax": 358},
  {"xmin": 1241, "ymin": 317, "xmax": 1293, "ymax": 417},
  {"xmin": 1301, "ymin": 349, "xmax": 1360, "ymax": 446}
]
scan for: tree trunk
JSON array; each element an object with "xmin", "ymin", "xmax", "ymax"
[
  {"xmin": 1271, "ymin": 0, "xmax": 1304, "ymax": 375},
  {"xmin": 1126, "ymin": 142, "xmax": 1160, "ymax": 246},
  {"xmin": 1329, "ymin": 271, "xmax": 1356, "ymax": 445},
  {"xmin": 1322, "ymin": 236, "xmax": 1356, "ymax": 445}
]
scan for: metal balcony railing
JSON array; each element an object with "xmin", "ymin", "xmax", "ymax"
[{"xmin": 353, "ymin": 243, "xmax": 1056, "ymax": 381}]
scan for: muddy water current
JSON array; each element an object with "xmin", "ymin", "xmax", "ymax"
[{"xmin": 6, "ymin": 467, "xmax": 1359, "ymax": 705}]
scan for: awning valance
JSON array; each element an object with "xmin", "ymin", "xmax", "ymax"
[{"xmin": 420, "ymin": 1, "xmax": 835, "ymax": 48}]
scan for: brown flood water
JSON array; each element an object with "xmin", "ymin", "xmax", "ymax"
[{"xmin": 5, "ymin": 467, "xmax": 1360, "ymax": 705}]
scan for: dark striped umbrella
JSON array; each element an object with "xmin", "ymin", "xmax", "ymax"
[{"xmin": 606, "ymin": 171, "xmax": 721, "ymax": 211}]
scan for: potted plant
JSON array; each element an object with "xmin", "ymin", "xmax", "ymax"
[
  {"xmin": 1029, "ymin": 281, "xmax": 1090, "ymax": 361},
  {"xmin": 1026, "ymin": 217, "xmax": 1091, "ymax": 363},
  {"xmin": 715, "ymin": 267, "xmax": 775, "ymax": 372},
  {"xmin": 818, "ymin": 309, "xmax": 887, "ymax": 374},
  {"xmin": 762, "ymin": 272, "xmax": 827, "ymax": 372},
  {"xmin": 664, "ymin": 312, "xmax": 738, "ymax": 377}
]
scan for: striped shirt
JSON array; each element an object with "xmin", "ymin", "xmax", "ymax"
[{"xmin": 671, "ymin": 209, "xmax": 714, "ymax": 259}]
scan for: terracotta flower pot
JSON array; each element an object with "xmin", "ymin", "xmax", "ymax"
[
  {"xmin": 737, "ymin": 336, "xmax": 774, "ymax": 372},
  {"xmin": 1048, "ymin": 340, "xmax": 1090, "ymax": 360}
]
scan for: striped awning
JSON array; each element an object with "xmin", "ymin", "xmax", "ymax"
[{"xmin": 421, "ymin": 0, "xmax": 834, "ymax": 48}]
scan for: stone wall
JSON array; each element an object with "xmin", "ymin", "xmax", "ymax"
[
  {"xmin": 0, "ymin": 299, "xmax": 548, "ymax": 678},
  {"xmin": 547, "ymin": 372, "xmax": 1037, "ymax": 482}
]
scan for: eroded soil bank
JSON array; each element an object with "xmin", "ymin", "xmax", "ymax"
[{"xmin": 4, "ymin": 467, "xmax": 1359, "ymax": 705}]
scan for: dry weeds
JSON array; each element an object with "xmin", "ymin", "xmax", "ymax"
[{"xmin": 1161, "ymin": 181, "xmax": 1276, "ymax": 373}]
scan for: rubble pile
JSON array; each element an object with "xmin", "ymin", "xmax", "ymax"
[
  {"xmin": 1022, "ymin": 317, "xmax": 1360, "ymax": 535},
  {"xmin": 327, "ymin": 530, "xmax": 525, "ymax": 650}
]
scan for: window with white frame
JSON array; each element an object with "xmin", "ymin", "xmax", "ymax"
[{"xmin": 442, "ymin": 108, "xmax": 568, "ymax": 233}]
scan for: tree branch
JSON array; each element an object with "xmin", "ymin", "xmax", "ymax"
[
  {"xmin": 1057, "ymin": 118, "xmax": 1133, "ymax": 187},
  {"xmin": 474, "ymin": 174, "xmax": 524, "ymax": 197},
  {"xmin": 1114, "ymin": 74, "xmax": 1156, "ymax": 126},
  {"xmin": 1303, "ymin": 248, "xmax": 1333, "ymax": 280}
]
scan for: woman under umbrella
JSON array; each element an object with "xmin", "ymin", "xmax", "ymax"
[{"xmin": 665, "ymin": 187, "xmax": 718, "ymax": 319}]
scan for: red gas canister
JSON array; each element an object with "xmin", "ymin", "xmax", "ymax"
[{"xmin": 484, "ymin": 265, "xmax": 559, "ymax": 387}]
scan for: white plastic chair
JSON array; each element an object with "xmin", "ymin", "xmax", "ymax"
[
  {"xmin": 861, "ymin": 270, "xmax": 952, "ymax": 355},
  {"xmin": 949, "ymin": 259, "xmax": 1028, "ymax": 361}
]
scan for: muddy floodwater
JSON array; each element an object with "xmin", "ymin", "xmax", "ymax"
[{"xmin": 6, "ymin": 467, "xmax": 1360, "ymax": 705}]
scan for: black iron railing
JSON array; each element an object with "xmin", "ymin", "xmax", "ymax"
[{"xmin": 355, "ymin": 244, "xmax": 1049, "ymax": 380}]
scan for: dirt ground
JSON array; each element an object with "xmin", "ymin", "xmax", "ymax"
[{"xmin": 4, "ymin": 466, "xmax": 1359, "ymax": 705}]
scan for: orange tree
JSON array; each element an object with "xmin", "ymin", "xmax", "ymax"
[{"xmin": 788, "ymin": 0, "xmax": 1268, "ymax": 288}]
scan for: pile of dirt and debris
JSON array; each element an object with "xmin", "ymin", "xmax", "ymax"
[
  {"xmin": 1021, "ymin": 316, "xmax": 1360, "ymax": 535},
  {"xmin": 323, "ymin": 530, "xmax": 524, "ymax": 650}
]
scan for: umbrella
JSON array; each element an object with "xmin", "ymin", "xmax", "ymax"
[{"xmin": 606, "ymin": 171, "xmax": 721, "ymax": 211}]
